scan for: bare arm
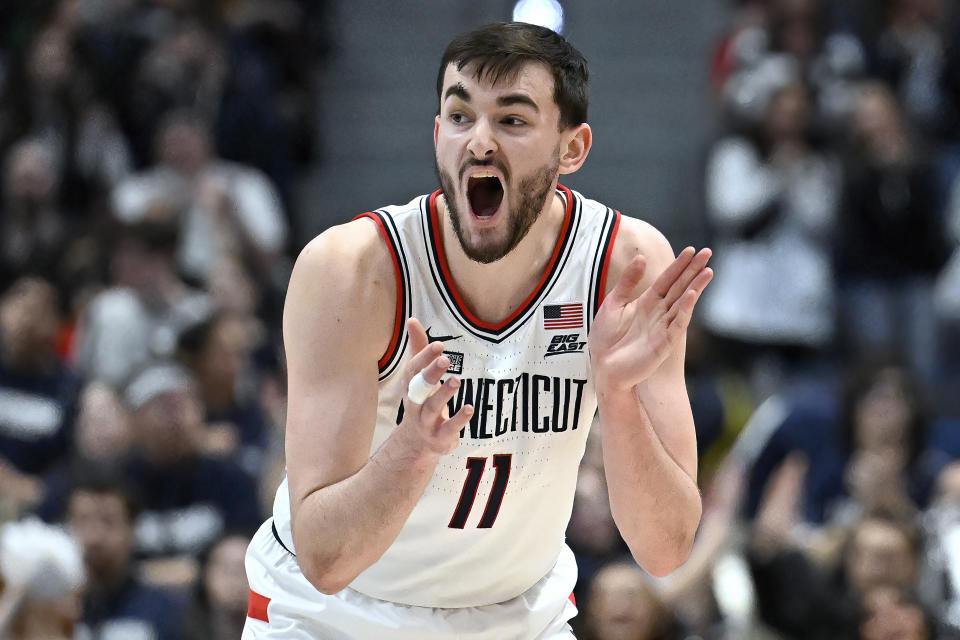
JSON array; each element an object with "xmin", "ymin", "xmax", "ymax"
[
  {"xmin": 589, "ymin": 218, "xmax": 713, "ymax": 577},
  {"xmin": 284, "ymin": 220, "xmax": 472, "ymax": 594}
]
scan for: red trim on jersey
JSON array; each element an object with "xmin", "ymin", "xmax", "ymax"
[
  {"xmin": 247, "ymin": 589, "xmax": 270, "ymax": 622},
  {"xmin": 569, "ymin": 592, "xmax": 577, "ymax": 606},
  {"xmin": 596, "ymin": 210, "xmax": 622, "ymax": 308},
  {"xmin": 429, "ymin": 185, "xmax": 574, "ymax": 331},
  {"xmin": 353, "ymin": 212, "xmax": 404, "ymax": 370}
]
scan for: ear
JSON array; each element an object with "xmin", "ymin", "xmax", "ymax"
[
  {"xmin": 434, "ymin": 115, "xmax": 440, "ymax": 148},
  {"xmin": 558, "ymin": 123, "xmax": 592, "ymax": 175}
]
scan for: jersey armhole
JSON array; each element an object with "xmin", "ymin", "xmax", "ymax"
[
  {"xmin": 591, "ymin": 209, "xmax": 621, "ymax": 320},
  {"xmin": 352, "ymin": 212, "xmax": 408, "ymax": 375}
]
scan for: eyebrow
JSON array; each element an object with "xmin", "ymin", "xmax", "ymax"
[
  {"xmin": 443, "ymin": 84, "xmax": 540, "ymax": 113},
  {"xmin": 496, "ymin": 93, "xmax": 539, "ymax": 112},
  {"xmin": 444, "ymin": 82, "xmax": 470, "ymax": 102}
]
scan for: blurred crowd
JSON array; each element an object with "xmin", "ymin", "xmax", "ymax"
[
  {"xmin": 1, "ymin": 1, "xmax": 960, "ymax": 639},
  {"xmin": 567, "ymin": 0, "xmax": 960, "ymax": 638},
  {"xmin": 0, "ymin": 0, "xmax": 326, "ymax": 638}
]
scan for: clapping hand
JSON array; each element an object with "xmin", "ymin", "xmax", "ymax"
[{"xmin": 589, "ymin": 247, "xmax": 712, "ymax": 391}]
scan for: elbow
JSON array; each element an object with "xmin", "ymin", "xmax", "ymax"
[
  {"xmin": 632, "ymin": 537, "xmax": 695, "ymax": 578},
  {"xmin": 298, "ymin": 553, "xmax": 356, "ymax": 595},
  {"xmin": 624, "ymin": 502, "xmax": 701, "ymax": 578}
]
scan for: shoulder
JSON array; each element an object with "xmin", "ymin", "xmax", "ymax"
[
  {"xmin": 288, "ymin": 217, "xmax": 396, "ymax": 306},
  {"xmin": 283, "ymin": 216, "xmax": 398, "ymax": 365},
  {"xmin": 605, "ymin": 214, "xmax": 675, "ymax": 296}
]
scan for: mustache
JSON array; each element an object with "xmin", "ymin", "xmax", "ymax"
[{"xmin": 458, "ymin": 158, "xmax": 509, "ymax": 183}]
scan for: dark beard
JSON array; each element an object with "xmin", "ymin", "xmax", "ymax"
[{"xmin": 435, "ymin": 155, "xmax": 559, "ymax": 264}]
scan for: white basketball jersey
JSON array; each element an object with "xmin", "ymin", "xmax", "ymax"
[{"xmin": 272, "ymin": 185, "xmax": 621, "ymax": 608}]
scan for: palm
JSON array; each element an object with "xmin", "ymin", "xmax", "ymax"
[{"xmin": 590, "ymin": 247, "xmax": 712, "ymax": 391}]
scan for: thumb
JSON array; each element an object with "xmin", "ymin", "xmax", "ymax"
[{"xmin": 607, "ymin": 254, "xmax": 646, "ymax": 306}]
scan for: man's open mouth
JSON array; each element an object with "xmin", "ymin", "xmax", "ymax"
[{"xmin": 467, "ymin": 173, "xmax": 504, "ymax": 219}]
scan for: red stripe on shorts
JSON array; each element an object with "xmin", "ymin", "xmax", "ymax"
[{"xmin": 247, "ymin": 589, "xmax": 270, "ymax": 622}]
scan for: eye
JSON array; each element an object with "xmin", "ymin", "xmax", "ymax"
[
  {"xmin": 449, "ymin": 112, "xmax": 470, "ymax": 125},
  {"xmin": 502, "ymin": 116, "xmax": 527, "ymax": 126}
]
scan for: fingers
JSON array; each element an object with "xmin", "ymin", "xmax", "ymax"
[
  {"xmin": 665, "ymin": 267, "xmax": 714, "ymax": 337},
  {"xmin": 407, "ymin": 317, "xmax": 429, "ymax": 355},
  {"xmin": 410, "ymin": 375, "xmax": 474, "ymax": 455},
  {"xmin": 423, "ymin": 376, "xmax": 461, "ymax": 414},
  {"xmin": 422, "ymin": 377, "xmax": 475, "ymax": 438},
  {"xmin": 406, "ymin": 317, "xmax": 445, "ymax": 378},
  {"xmin": 436, "ymin": 404, "xmax": 475, "ymax": 450},
  {"xmin": 664, "ymin": 249, "xmax": 711, "ymax": 304},
  {"xmin": 406, "ymin": 349, "xmax": 449, "ymax": 405},
  {"xmin": 651, "ymin": 246, "xmax": 696, "ymax": 298},
  {"xmin": 608, "ymin": 254, "xmax": 647, "ymax": 306}
]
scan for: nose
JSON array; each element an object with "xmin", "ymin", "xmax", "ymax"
[{"xmin": 466, "ymin": 117, "xmax": 497, "ymax": 159}]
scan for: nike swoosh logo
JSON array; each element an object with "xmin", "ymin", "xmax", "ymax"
[{"xmin": 426, "ymin": 327, "xmax": 462, "ymax": 343}]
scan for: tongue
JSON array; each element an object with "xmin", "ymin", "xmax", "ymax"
[{"xmin": 469, "ymin": 178, "xmax": 503, "ymax": 218}]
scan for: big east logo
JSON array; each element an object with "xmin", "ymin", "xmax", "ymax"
[{"xmin": 545, "ymin": 333, "xmax": 586, "ymax": 357}]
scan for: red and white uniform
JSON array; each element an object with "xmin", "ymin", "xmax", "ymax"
[{"xmin": 244, "ymin": 186, "xmax": 620, "ymax": 638}]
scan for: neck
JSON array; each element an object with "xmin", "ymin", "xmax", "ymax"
[{"xmin": 436, "ymin": 187, "xmax": 567, "ymax": 324}]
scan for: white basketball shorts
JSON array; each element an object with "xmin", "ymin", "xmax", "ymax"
[{"xmin": 242, "ymin": 519, "xmax": 579, "ymax": 639}]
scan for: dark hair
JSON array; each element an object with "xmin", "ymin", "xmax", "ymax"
[
  {"xmin": 837, "ymin": 353, "xmax": 928, "ymax": 465},
  {"xmin": 67, "ymin": 469, "xmax": 142, "ymax": 523},
  {"xmin": 437, "ymin": 22, "xmax": 589, "ymax": 131}
]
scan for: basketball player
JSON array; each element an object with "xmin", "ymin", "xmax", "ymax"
[{"xmin": 243, "ymin": 22, "xmax": 713, "ymax": 639}]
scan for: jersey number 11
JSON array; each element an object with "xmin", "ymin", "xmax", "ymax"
[{"xmin": 448, "ymin": 454, "xmax": 512, "ymax": 529}]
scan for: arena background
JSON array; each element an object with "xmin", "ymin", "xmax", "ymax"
[{"xmin": 0, "ymin": 1, "xmax": 958, "ymax": 639}]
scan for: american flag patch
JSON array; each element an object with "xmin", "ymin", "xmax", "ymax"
[{"xmin": 543, "ymin": 303, "xmax": 583, "ymax": 330}]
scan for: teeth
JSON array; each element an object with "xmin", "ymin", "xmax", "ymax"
[{"xmin": 470, "ymin": 171, "xmax": 498, "ymax": 179}]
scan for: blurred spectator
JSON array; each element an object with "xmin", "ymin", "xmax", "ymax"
[
  {"xmin": 703, "ymin": 81, "xmax": 839, "ymax": 389},
  {"xmin": 828, "ymin": 359, "xmax": 931, "ymax": 526},
  {"xmin": 0, "ymin": 21, "xmax": 132, "ymax": 213},
  {"xmin": 0, "ymin": 24, "xmax": 88, "ymax": 194},
  {"xmin": 918, "ymin": 461, "xmax": 960, "ymax": 634},
  {"xmin": 0, "ymin": 138, "xmax": 68, "ymax": 287},
  {"xmin": 935, "ymin": 160, "xmax": 960, "ymax": 385},
  {"xmin": 67, "ymin": 474, "xmax": 186, "ymax": 640},
  {"xmin": 177, "ymin": 311, "xmax": 269, "ymax": 472},
  {"xmin": 746, "ymin": 355, "xmax": 930, "ymax": 527},
  {"xmin": 126, "ymin": 19, "xmax": 227, "ymax": 166},
  {"xmin": 748, "ymin": 454, "xmax": 861, "ymax": 638},
  {"xmin": 112, "ymin": 109, "xmax": 288, "ymax": 285},
  {"xmin": 860, "ymin": 585, "xmax": 935, "ymax": 640},
  {"xmin": 35, "ymin": 381, "xmax": 133, "ymax": 523},
  {"xmin": 75, "ymin": 217, "xmax": 211, "ymax": 387},
  {"xmin": 844, "ymin": 514, "xmax": 922, "ymax": 597},
  {"xmin": 0, "ymin": 517, "xmax": 85, "ymax": 640},
  {"xmin": 582, "ymin": 561, "xmax": 682, "ymax": 640},
  {"xmin": 0, "ymin": 276, "xmax": 78, "ymax": 517},
  {"xmin": 866, "ymin": 0, "xmax": 951, "ymax": 137},
  {"xmin": 179, "ymin": 532, "xmax": 251, "ymax": 640},
  {"xmin": 205, "ymin": 254, "xmax": 262, "ymax": 318},
  {"xmin": 120, "ymin": 361, "xmax": 260, "ymax": 582},
  {"xmin": 684, "ymin": 321, "xmax": 755, "ymax": 480},
  {"xmin": 837, "ymin": 81, "xmax": 949, "ymax": 380},
  {"xmin": 715, "ymin": 0, "xmax": 866, "ymax": 132},
  {"xmin": 566, "ymin": 427, "xmax": 627, "ymax": 614}
]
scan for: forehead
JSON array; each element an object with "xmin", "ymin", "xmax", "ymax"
[
  {"xmin": 440, "ymin": 60, "xmax": 555, "ymax": 106},
  {"xmin": 70, "ymin": 490, "xmax": 126, "ymax": 514}
]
